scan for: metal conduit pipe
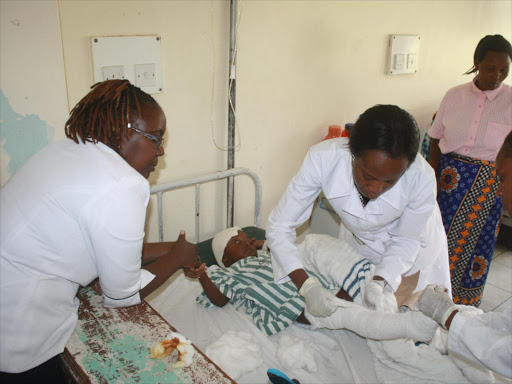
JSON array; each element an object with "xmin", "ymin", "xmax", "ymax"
[{"xmin": 227, "ymin": 0, "xmax": 237, "ymax": 229}]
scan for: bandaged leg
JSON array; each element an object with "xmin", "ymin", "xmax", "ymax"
[{"xmin": 306, "ymin": 305, "xmax": 439, "ymax": 342}]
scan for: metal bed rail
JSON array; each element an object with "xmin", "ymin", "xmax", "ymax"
[{"xmin": 150, "ymin": 167, "xmax": 262, "ymax": 243}]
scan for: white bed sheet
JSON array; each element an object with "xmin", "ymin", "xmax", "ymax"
[{"xmin": 147, "ymin": 271, "xmax": 379, "ymax": 384}]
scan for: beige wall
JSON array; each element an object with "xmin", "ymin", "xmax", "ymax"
[
  {"xmin": 3, "ymin": 0, "xmax": 511, "ymax": 242},
  {"xmin": 0, "ymin": 0, "xmax": 68, "ymax": 185},
  {"xmin": 233, "ymin": 0, "xmax": 512, "ymax": 232}
]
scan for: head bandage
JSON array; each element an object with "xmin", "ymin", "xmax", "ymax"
[{"xmin": 212, "ymin": 226, "xmax": 241, "ymax": 268}]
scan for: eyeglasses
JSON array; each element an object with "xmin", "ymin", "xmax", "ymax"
[{"xmin": 128, "ymin": 125, "xmax": 165, "ymax": 148}]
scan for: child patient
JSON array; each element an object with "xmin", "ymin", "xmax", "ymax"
[
  {"xmin": 186, "ymin": 228, "xmax": 439, "ymax": 343},
  {"xmin": 183, "ymin": 227, "xmax": 352, "ymax": 336}
]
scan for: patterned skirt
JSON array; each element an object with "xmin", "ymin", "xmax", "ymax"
[{"xmin": 437, "ymin": 153, "xmax": 503, "ymax": 307}]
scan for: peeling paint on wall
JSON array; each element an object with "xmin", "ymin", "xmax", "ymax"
[
  {"xmin": 0, "ymin": 138, "xmax": 11, "ymax": 186},
  {"xmin": 0, "ymin": 89, "xmax": 51, "ymax": 185}
]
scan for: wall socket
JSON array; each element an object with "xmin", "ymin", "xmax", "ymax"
[
  {"xmin": 102, "ymin": 65, "xmax": 125, "ymax": 80},
  {"xmin": 135, "ymin": 63, "xmax": 156, "ymax": 87},
  {"xmin": 393, "ymin": 54, "xmax": 405, "ymax": 70},
  {"xmin": 407, "ymin": 53, "xmax": 417, "ymax": 69}
]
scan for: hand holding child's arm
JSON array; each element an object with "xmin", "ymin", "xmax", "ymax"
[
  {"xmin": 418, "ymin": 285, "xmax": 458, "ymax": 329},
  {"xmin": 184, "ymin": 263, "xmax": 207, "ymax": 279}
]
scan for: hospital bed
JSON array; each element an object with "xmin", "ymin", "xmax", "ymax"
[
  {"xmin": 146, "ymin": 168, "xmax": 509, "ymax": 384},
  {"xmin": 145, "ymin": 167, "xmax": 380, "ymax": 383}
]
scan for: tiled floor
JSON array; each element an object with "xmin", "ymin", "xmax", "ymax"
[{"xmin": 479, "ymin": 242, "xmax": 512, "ymax": 312}]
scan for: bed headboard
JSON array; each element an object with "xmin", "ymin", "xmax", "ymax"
[{"xmin": 150, "ymin": 167, "xmax": 263, "ymax": 244}]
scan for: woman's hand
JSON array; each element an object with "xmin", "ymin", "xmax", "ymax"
[
  {"xmin": 172, "ymin": 231, "xmax": 200, "ymax": 269},
  {"xmin": 184, "ymin": 263, "xmax": 207, "ymax": 279},
  {"xmin": 418, "ymin": 285, "xmax": 458, "ymax": 329},
  {"xmin": 299, "ymin": 277, "xmax": 343, "ymax": 317},
  {"xmin": 140, "ymin": 231, "xmax": 199, "ymax": 298},
  {"xmin": 364, "ymin": 278, "xmax": 397, "ymax": 312}
]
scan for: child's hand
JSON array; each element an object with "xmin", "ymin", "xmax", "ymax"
[{"xmin": 183, "ymin": 263, "xmax": 207, "ymax": 279}]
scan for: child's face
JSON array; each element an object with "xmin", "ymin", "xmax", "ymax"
[{"xmin": 222, "ymin": 230, "xmax": 258, "ymax": 267}]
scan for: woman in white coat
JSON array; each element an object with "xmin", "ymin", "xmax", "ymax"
[
  {"xmin": 0, "ymin": 80, "xmax": 199, "ymax": 382},
  {"xmin": 266, "ymin": 105, "xmax": 451, "ymax": 317}
]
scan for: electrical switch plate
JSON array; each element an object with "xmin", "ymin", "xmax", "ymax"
[
  {"xmin": 407, "ymin": 53, "xmax": 417, "ymax": 69},
  {"xmin": 393, "ymin": 54, "xmax": 405, "ymax": 70},
  {"xmin": 388, "ymin": 35, "xmax": 420, "ymax": 75},
  {"xmin": 91, "ymin": 35, "xmax": 162, "ymax": 94},
  {"xmin": 135, "ymin": 63, "xmax": 156, "ymax": 87},
  {"xmin": 102, "ymin": 65, "xmax": 125, "ymax": 80}
]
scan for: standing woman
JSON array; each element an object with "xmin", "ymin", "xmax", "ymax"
[
  {"xmin": 0, "ymin": 80, "xmax": 199, "ymax": 382},
  {"xmin": 428, "ymin": 35, "xmax": 512, "ymax": 307},
  {"xmin": 267, "ymin": 105, "xmax": 450, "ymax": 318}
]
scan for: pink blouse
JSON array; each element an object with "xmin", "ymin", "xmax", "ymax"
[{"xmin": 428, "ymin": 79, "xmax": 511, "ymax": 161}]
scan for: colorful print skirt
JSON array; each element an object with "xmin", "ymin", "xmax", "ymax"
[{"xmin": 437, "ymin": 153, "xmax": 503, "ymax": 307}]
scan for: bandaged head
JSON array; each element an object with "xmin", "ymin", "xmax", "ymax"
[{"xmin": 212, "ymin": 226, "xmax": 241, "ymax": 268}]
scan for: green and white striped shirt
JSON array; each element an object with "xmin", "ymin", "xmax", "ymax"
[{"xmin": 197, "ymin": 250, "xmax": 340, "ymax": 336}]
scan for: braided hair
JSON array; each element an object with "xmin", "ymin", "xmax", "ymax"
[
  {"xmin": 65, "ymin": 79, "xmax": 159, "ymax": 149},
  {"xmin": 465, "ymin": 34, "xmax": 512, "ymax": 75}
]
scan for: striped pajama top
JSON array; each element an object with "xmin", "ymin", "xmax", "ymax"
[{"xmin": 197, "ymin": 250, "xmax": 344, "ymax": 336}]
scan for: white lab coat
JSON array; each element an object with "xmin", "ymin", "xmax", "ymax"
[
  {"xmin": 267, "ymin": 138, "xmax": 450, "ymax": 293},
  {"xmin": 449, "ymin": 308, "xmax": 512, "ymax": 378},
  {"xmin": 0, "ymin": 140, "xmax": 154, "ymax": 373}
]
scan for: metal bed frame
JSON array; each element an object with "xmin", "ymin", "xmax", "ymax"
[{"xmin": 150, "ymin": 167, "xmax": 262, "ymax": 243}]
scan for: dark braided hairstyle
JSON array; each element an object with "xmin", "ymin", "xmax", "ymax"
[
  {"xmin": 465, "ymin": 34, "xmax": 512, "ymax": 75},
  {"xmin": 65, "ymin": 79, "xmax": 159, "ymax": 149}
]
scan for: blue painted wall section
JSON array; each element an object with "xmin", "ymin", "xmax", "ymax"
[{"xmin": 0, "ymin": 89, "xmax": 52, "ymax": 174}]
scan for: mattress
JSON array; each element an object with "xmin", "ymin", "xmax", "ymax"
[{"xmin": 147, "ymin": 271, "xmax": 378, "ymax": 384}]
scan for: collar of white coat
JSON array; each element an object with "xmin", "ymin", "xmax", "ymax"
[{"xmin": 322, "ymin": 151, "xmax": 403, "ymax": 217}]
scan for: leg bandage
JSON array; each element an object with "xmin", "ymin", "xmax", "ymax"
[{"xmin": 307, "ymin": 305, "xmax": 439, "ymax": 342}]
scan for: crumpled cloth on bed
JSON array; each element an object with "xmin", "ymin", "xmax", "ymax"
[
  {"xmin": 205, "ymin": 330, "xmax": 263, "ymax": 380},
  {"xmin": 367, "ymin": 338, "xmax": 469, "ymax": 384}
]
